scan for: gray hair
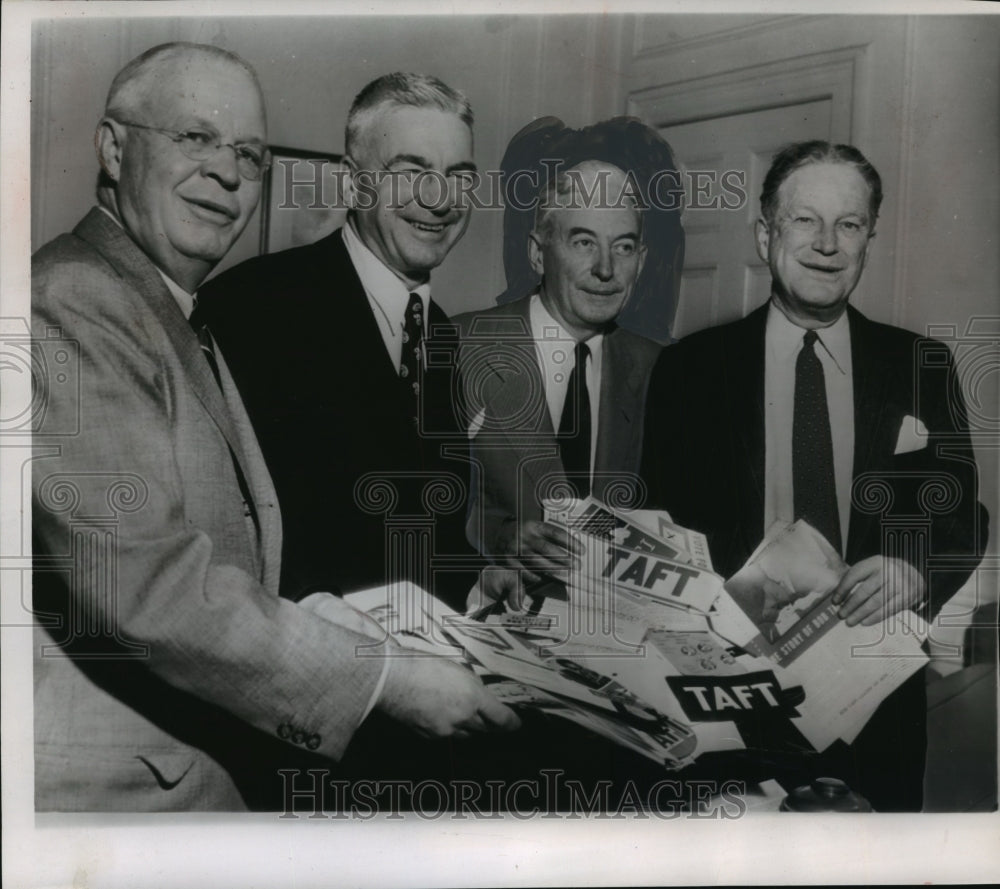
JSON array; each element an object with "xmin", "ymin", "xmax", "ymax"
[
  {"xmin": 345, "ymin": 72, "xmax": 473, "ymax": 160},
  {"xmin": 105, "ymin": 42, "xmax": 262, "ymax": 120},
  {"xmin": 533, "ymin": 163, "xmax": 644, "ymax": 241}
]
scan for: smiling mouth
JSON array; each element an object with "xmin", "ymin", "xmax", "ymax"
[
  {"xmin": 185, "ymin": 198, "xmax": 238, "ymax": 222},
  {"xmin": 405, "ymin": 219, "xmax": 450, "ymax": 235},
  {"xmin": 801, "ymin": 262, "xmax": 843, "ymax": 274}
]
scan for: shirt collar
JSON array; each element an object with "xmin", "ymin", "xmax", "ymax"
[
  {"xmin": 97, "ymin": 205, "xmax": 196, "ymax": 319},
  {"xmin": 342, "ymin": 218, "xmax": 431, "ymax": 305},
  {"xmin": 530, "ymin": 290, "xmax": 605, "ymax": 356},
  {"xmin": 766, "ymin": 299, "xmax": 850, "ymax": 373}
]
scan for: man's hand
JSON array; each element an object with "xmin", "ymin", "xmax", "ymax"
[
  {"xmin": 831, "ymin": 556, "xmax": 926, "ymax": 627},
  {"xmin": 375, "ymin": 655, "xmax": 521, "ymax": 739},
  {"xmin": 468, "ymin": 566, "xmax": 527, "ymax": 613},
  {"xmin": 494, "ymin": 518, "xmax": 583, "ymax": 585}
]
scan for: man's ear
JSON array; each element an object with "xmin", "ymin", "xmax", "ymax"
[
  {"xmin": 342, "ymin": 155, "xmax": 358, "ymax": 209},
  {"xmin": 635, "ymin": 241, "xmax": 648, "ymax": 279},
  {"xmin": 95, "ymin": 118, "xmax": 126, "ymax": 182},
  {"xmin": 753, "ymin": 218, "xmax": 771, "ymax": 263},
  {"xmin": 859, "ymin": 226, "xmax": 875, "ymax": 272},
  {"xmin": 527, "ymin": 231, "xmax": 545, "ymax": 277}
]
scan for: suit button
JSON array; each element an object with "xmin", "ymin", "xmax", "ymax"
[
  {"xmin": 306, "ymin": 733, "xmax": 321, "ymax": 751},
  {"xmin": 292, "ymin": 729, "xmax": 306, "ymax": 745},
  {"xmin": 277, "ymin": 722, "xmax": 292, "ymax": 740}
]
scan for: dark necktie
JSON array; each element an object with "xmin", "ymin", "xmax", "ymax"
[
  {"xmin": 400, "ymin": 292, "xmax": 424, "ymax": 425},
  {"xmin": 188, "ymin": 300, "xmax": 222, "ymax": 390},
  {"xmin": 793, "ymin": 329, "xmax": 842, "ymax": 553},
  {"xmin": 558, "ymin": 341, "xmax": 592, "ymax": 499}
]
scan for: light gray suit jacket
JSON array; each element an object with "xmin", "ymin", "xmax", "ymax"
[
  {"xmin": 455, "ymin": 295, "xmax": 661, "ymax": 555},
  {"xmin": 32, "ymin": 209, "xmax": 384, "ymax": 811}
]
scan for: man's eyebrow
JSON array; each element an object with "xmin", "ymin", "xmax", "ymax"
[
  {"xmin": 384, "ymin": 154, "xmax": 478, "ymax": 174},
  {"xmin": 566, "ymin": 226, "xmax": 639, "ymax": 240},
  {"xmin": 182, "ymin": 117, "xmax": 266, "ymax": 144},
  {"xmin": 385, "ymin": 153, "xmax": 432, "ymax": 168}
]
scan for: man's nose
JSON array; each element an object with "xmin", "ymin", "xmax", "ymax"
[
  {"xmin": 811, "ymin": 223, "xmax": 839, "ymax": 255},
  {"xmin": 415, "ymin": 172, "xmax": 456, "ymax": 215},
  {"xmin": 592, "ymin": 246, "xmax": 614, "ymax": 281},
  {"xmin": 201, "ymin": 145, "xmax": 242, "ymax": 189}
]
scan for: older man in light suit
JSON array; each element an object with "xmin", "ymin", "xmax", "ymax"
[{"xmin": 31, "ymin": 42, "xmax": 516, "ymax": 812}]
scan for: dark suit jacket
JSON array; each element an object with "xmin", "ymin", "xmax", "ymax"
[
  {"xmin": 641, "ymin": 301, "xmax": 989, "ymax": 810},
  {"xmin": 200, "ymin": 229, "xmax": 476, "ymax": 609},
  {"xmin": 455, "ymin": 295, "xmax": 661, "ymax": 555},
  {"xmin": 32, "ymin": 209, "xmax": 385, "ymax": 811}
]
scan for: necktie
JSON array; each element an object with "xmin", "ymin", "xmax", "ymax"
[
  {"xmin": 188, "ymin": 300, "xmax": 222, "ymax": 390},
  {"xmin": 188, "ymin": 299, "xmax": 256, "ymax": 523},
  {"xmin": 400, "ymin": 292, "xmax": 424, "ymax": 425},
  {"xmin": 558, "ymin": 341, "xmax": 592, "ymax": 499},
  {"xmin": 793, "ymin": 329, "xmax": 842, "ymax": 553}
]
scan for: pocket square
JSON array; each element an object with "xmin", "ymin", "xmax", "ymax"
[{"xmin": 895, "ymin": 415, "xmax": 929, "ymax": 455}]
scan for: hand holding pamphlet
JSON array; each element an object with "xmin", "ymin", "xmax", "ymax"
[{"xmin": 344, "ymin": 504, "xmax": 929, "ymax": 769}]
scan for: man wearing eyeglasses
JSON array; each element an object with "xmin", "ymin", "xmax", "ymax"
[
  {"xmin": 200, "ymin": 73, "xmax": 481, "ymax": 611},
  {"xmin": 31, "ymin": 44, "xmax": 518, "ymax": 812}
]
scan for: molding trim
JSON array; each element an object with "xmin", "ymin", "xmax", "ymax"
[
  {"xmin": 627, "ymin": 44, "xmax": 866, "ymax": 141},
  {"xmin": 890, "ymin": 15, "xmax": 918, "ymax": 329},
  {"xmin": 631, "ymin": 14, "xmax": 824, "ymax": 61}
]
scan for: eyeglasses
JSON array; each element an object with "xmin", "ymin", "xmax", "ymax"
[{"xmin": 114, "ymin": 120, "xmax": 271, "ymax": 181}]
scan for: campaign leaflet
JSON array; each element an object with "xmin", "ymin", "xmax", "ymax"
[
  {"xmin": 714, "ymin": 520, "xmax": 929, "ymax": 749},
  {"xmin": 544, "ymin": 498, "xmax": 724, "ymax": 614},
  {"xmin": 479, "ymin": 674, "xmax": 698, "ymax": 768},
  {"xmin": 618, "ymin": 508, "xmax": 714, "ymax": 572},
  {"xmin": 545, "ymin": 498, "xmax": 693, "ymax": 564}
]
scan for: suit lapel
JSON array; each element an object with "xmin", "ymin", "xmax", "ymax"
[
  {"xmin": 727, "ymin": 305, "xmax": 768, "ymax": 550},
  {"xmin": 595, "ymin": 326, "xmax": 637, "ymax": 477},
  {"xmin": 75, "ymin": 209, "xmax": 266, "ymax": 537},
  {"xmin": 846, "ymin": 305, "xmax": 891, "ymax": 559},
  {"xmin": 482, "ymin": 298, "xmax": 564, "ymax": 491}
]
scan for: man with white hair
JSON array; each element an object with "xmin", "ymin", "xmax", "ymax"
[{"xmin": 32, "ymin": 46, "xmax": 517, "ymax": 812}]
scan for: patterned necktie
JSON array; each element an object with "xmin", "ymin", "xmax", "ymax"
[
  {"xmin": 558, "ymin": 341, "xmax": 592, "ymax": 499},
  {"xmin": 400, "ymin": 292, "xmax": 424, "ymax": 425},
  {"xmin": 793, "ymin": 329, "xmax": 842, "ymax": 553},
  {"xmin": 188, "ymin": 300, "xmax": 222, "ymax": 390}
]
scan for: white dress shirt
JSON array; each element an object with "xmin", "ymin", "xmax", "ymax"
[
  {"xmin": 764, "ymin": 301, "xmax": 854, "ymax": 549},
  {"xmin": 529, "ymin": 292, "xmax": 604, "ymax": 476},
  {"xmin": 342, "ymin": 220, "xmax": 431, "ymax": 373}
]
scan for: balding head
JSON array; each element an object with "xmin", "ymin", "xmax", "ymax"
[
  {"xmin": 104, "ymin": 42, "xmax": 263, "ymax": 124},
  {"xmin": 96, "ymin": 42, "xmax": 267, "ymax": 292}
]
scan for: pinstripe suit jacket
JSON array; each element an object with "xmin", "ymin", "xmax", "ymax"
[{"xmin": 31, "ymin": 209, "xmax": 384, "ymax": 811}]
